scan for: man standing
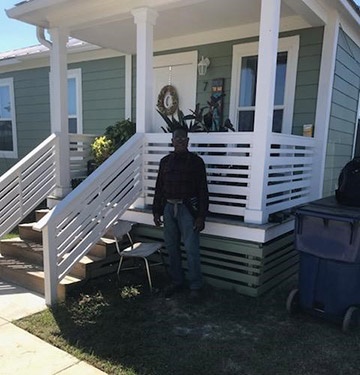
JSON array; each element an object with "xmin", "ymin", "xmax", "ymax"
[{"xmin": 153, "ymin": 127, "xmax": 209, "ymax": 299}]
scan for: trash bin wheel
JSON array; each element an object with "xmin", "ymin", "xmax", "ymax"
[
  {"xmin": 286, "ymin": 288, "xmax": 300, "ymax": 314},
  {"xmin": 342, "ymin": 306, "xmax": 360, "ymax": 333}
]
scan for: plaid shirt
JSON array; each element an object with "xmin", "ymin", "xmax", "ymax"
[{"xmin": 152, "ymin": 151, "xmax": 209, "ymax": 218}]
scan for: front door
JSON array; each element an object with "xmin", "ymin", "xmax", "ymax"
[{"xmin": 152, "ymin": 51, "xmax": 197, "ymax": 133}]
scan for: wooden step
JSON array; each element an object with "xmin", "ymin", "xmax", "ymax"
[
  {"xmin": 88, "ymin": 237, "xmax": 117, "ymax": 257},
  {"xmin": 18, "ymin": 222, "xmax": 117, "ymax": 256},
  {"xmin": 0, "ymin": 237, "xmax": 119, "ymax": 279},
  {"xmin": 35, "ymin": 209, "xmax": 50, "ymax": 222},
  {"xmin": 0, "ymin": 255, "xmax": 83, "ymax": 302},
  {"xmin": 18, "ymin": 223, "xmax": 42, "ymax": 243},
  {"xmin": 0, "ymin": 238, "xmax": 43, "ymax": 266}
]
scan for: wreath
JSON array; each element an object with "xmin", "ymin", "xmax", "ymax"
[{"xmin": 157, "ymin": 85, "xmax": 179, "ymax": 116}]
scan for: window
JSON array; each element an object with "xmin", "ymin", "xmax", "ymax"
[
  {"xmin": 230, "ymin": 36, "xmax": 299, "ymax": 134},
  {"xmin": 0, "ymin": 78, "xmax": 17, "ymax": 158},
  {"xmin": 67, "ymin": 69, "xmax": 82, "ymax": 134}
]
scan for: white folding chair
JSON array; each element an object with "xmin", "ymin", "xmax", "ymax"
[{"xmin": 112, "ymin": 220, "xmax": 165, "ymax": 291}]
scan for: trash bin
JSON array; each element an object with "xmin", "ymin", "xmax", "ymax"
[{"xmin": 286, "ymin": 195, "xmax": 360, "ymax": 331}]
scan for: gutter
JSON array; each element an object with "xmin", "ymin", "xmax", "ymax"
[{"xmin": 36, "ymin": 26, "xmax": 52, "ymax": 49}]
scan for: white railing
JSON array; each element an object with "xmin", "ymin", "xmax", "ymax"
[
  {"xmin": 0, "ymin": 129, "xmax": 315, "ymax": 304},
  {"xmin": 144, "ymin": 132, "xmax": 253, "ymax": 217},
  {"xmin": 34, "ymin": 133, "xmax": 144, "ymax": 305},
  {"xmin": 0, "ymin": 134, "xmax": 57, "ymax": 238},
  {"xmin": 69, "ymin": 133, "xmax": 96, "ymax": 180},
  {"xmin": 0, "ymin": 133, "xmax": 96, "ymax": 239},
  {"xmin": 265, "ymin": 133, "xmax": 316, "ymax": 214},
  {"xmin": 142, "ymin": 132, "xmax": 315, "ymax": 221}
]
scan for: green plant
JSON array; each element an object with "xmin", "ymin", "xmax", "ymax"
[
  {"xmin": 104, "ymin": 119, "xmax": 136, "ymax": 150},
  {"xmin": 157, "ymin": 95, "xmax": 234, "ymax": 133},
  {"xmin": 90, "ymin": 135, "xmax": 114, "ymax": 165},
  {"xmin": 90, "ymin": 119, "xmax": 136, "ymax": 167}
]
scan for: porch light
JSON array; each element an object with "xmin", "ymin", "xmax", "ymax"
[{"xmin": 198, "ymin": 56, "xmax": 210, "ymax": 76}]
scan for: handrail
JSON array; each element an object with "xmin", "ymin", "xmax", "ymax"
[
  {"xmin": 0, "ymin": 134, "xmax": 57, "ymax": 238},
  {"xmin": 38, "ymin": 133, "xmax": 145, "ymax": 305}
]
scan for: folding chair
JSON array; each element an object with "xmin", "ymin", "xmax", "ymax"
[{"xmin": 112, "ymin": 220, "xmax": 165, "ymax": 291}]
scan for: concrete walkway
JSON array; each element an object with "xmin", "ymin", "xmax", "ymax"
[{"xmin": 0, "ymin": 279, "xmax": 107, "ymax": 375}]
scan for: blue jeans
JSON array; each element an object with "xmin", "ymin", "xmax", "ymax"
[{"xmin": 163, "ymin": 202, "xmax": 203, "ymax": 290}]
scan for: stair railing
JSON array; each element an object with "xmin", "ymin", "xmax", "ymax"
[
  {"xmin": 34, "ymin": 133, "xmax": 145, "ymax": 305},
  {"xmin": 0, "ymin": 134, "xmax": 57, "ymax": 238}
]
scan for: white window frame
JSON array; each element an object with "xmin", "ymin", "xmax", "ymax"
[
  {"xmin": 229, "ymin": 36, "xmax": 299, "ymax": 134},
  {"xmin": 352, "ymin": 92, "xmax": 360, "ymax": 158},
  {"xmin": 67, "ymin": 68, "xmax": 83, "ymax": 134},
  {"xmin": 0, "ymin": 77, "xmax": 17, "ymax": 158}
]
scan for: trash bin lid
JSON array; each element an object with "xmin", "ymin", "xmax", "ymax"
[{"xmin": 295, "ymin": 196, "xmax": 360, "ymax": 222}]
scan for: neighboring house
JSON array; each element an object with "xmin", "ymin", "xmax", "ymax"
[{"xmin": 0, "ymin": 0, "xmax": 359, "ymax": 305}]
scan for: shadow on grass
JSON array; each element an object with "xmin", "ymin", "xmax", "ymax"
[{"xmin": 17, "ymin": 269, "xmax": 360, "ymax": 375}]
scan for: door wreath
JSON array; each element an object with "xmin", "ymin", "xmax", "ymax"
[{"xmin": 157, "ymin": 85, "xmax": 179, "ymax": 116}]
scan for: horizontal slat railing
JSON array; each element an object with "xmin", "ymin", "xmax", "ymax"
[
  {"xmin": 0, "ymin": 134, "xmax": 57, "ymax": 238},
  {"xmin": 144, "ymin": 132, "xmax": 254, "ymax": 218},
  {"xmin": 143, "ymin": 132, "xmax": 316, "ymax": 221},
  {"xmin": 265, "ymin": 133, "xmax": 316, "ymax": 215},
  {"xmin": 34, "ymin": 133, "xmax": 144, "ymax": 305},
  {"xmin": 69, "ymin": 133, "xmax": 96, "ymax": 179}
]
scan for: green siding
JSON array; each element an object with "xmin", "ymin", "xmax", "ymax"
[
  {"xmin": 291, "ymin": 28, "xmax": 323, "ymax": 135},
  {"xmin": 0, "ymin": 67, "xmax": 51, "ymax": 175},
  {"xmin": 323, "ymin": 29, "xmax": 360, "ymax": 197},
  {"xmin": 70, "ymin": 57, "xmax": 126, "ymax": 133},
  {"xmin": 0, "ymin": 56, "xmax": 126, "ymax": 175}
]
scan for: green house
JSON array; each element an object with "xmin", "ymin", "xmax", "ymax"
[{"xmin": 0, "ymin": 0, "xmax": 359, "ymax": 305}]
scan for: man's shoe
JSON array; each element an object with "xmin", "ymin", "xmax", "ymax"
[{"xmin": 164, "ymin": 284, "xmax": 185, "ymax": 298}]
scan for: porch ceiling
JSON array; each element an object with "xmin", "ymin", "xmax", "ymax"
[{"xmin": 7, "ymin": 0, "xmax": 326, "ymax": 54}]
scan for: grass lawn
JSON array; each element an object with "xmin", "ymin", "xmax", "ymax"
[{"xmin": 15, "ymin": 269, "xmax": 360, "ymax": 375}]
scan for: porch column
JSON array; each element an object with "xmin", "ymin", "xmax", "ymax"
[
  {"xmin": 49, "ymin": 28, "xmax": 71, "ymax": 198},
  {"xmin": 244, "ymin": 0, "xmax": 281, "ymax": 224},
  {"xmin": 311, "ymin": 10, "xmax": 339, "ymax": 200},
  {"xmin": 132, "ymin": 7, "xmax": 158, "ymax": 133}
]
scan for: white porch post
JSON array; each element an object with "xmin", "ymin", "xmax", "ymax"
[
  {"xmin": 49, "ymin": 28, "xmax": 71, "ymax": 198},
  {"xmin": 244, "ymin": 0, "xmax": 281, "ymax": 224},
  {"xmin": 311, "ymin": 10, "xmax": 340, "ymax": 200},
  {"xmin": 132, "ymin": 7, "xmax": 158, "ymax": 133}
]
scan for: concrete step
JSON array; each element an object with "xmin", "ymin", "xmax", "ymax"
[{"xmin": 0, "ymin": 255, "xmax": 83, "ymax": 302}]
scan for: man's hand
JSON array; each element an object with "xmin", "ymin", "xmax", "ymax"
[
  {"xmin": 193, "ymin": 217, "xmax": 205, "ymax": 232},
  {"xmin": 153, "ymin": 213, "xmax": 163, "ymax": 227}
]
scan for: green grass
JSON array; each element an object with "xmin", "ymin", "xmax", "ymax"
[{"xmin": 14, "ymin": 269, "xmax": 360, "ymax": 375}]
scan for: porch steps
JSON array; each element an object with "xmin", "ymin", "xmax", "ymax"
[{"xmin": 0, "ymin": 209, "xmax": 120, "ymax": 302}]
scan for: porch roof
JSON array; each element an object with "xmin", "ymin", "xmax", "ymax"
[{"xmin": 5, "ymin": 0, "xmax": 332, "ymax": 54}]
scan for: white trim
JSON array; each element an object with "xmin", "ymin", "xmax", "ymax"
[
  {"xmin": 154, "ymin": 15, "xmax": 311, "ymax": 52},
  {"xmin": 312, "ymin": 10, "xmax": 340, "ymax": 199},
  {"xmin": 0, "ymin": 77, "xmax": 18, "ymax": 159},
  {"xmin": 229, "ymin": 36, "xmax": 299, "ymax": 134},
  {"xmin": 67, "ymin": 68, "xmax": 83, "ymax": 133},
  {"xmin": 352, "ymin": 91, "xmax": 360, "ymax": 158},
  {"xmin": 125, "ymin": 54, "xmax": 132, "ymax": 120},
  {"xmin": 154, "ymin": 50, "xmax": 197, "ymax": 68}
]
